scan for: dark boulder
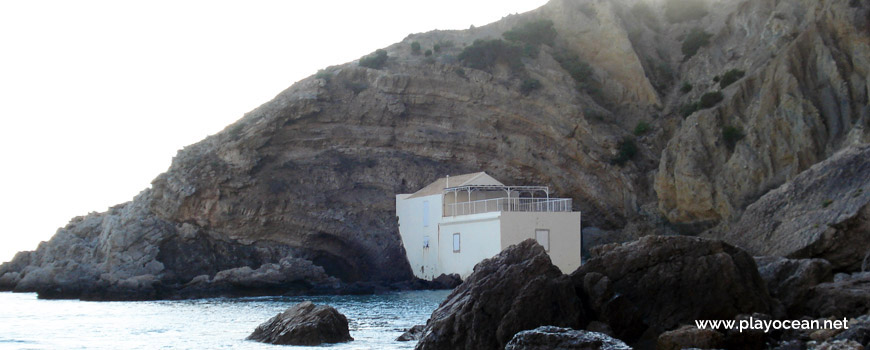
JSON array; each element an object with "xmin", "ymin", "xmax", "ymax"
[
  {"xmin": 806, "ymin": 273, "xmax": 870, "ymax": 318},
  {"xmin": 246, "ymin": 301, "xmax": 353, "ymax": 345},
  {"xmin": 432, "ymin": 273, "xmax": 462, "ymax": 289},
  {"xmin": 755, "ymin": 256, "xmax": 833, "ymax": 317},
  {"xmin": 415, "ymin": 239, "xmax": 586, "ymax": 350},
  {"xmin": 396, "ymin": 325, "xmax": 425, "ymax": 341},
  {"xmin": 656, "ymin": 325, "xmax": 723, "ymax": 350},
  {"xmin": 573, "ymin": 236, "xmax": 776, "ymax": 341},
  {"xmin": 504, "ymin": 326, "xmax": 632, "ymax": 350}
]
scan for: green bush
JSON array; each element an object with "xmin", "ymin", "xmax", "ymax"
[
  {"xmin": 713, "ymin": 75, "xmax": 720, "ymax": 82},
  {"xmin": 611, "ymin": 137, "xmax": 638, "ymax": 165},
  {"xmin": 722, "ymin": 125, "xmax": 745, "ymax": 150},
  {"xmin": 456, "ymin": 68, "xmax": 466, "ymax": 78},
  {"xmin": 411, "ymin": 41, "xmax": 421, "ymax": 55},
  {"xmin": 699, "ymin": 91, "xmax": 724, "ymax": 108},
  {"xmin": 680, "ymin": 82, "xmax": 693, "ymax": 93},
  {"xmin": 664, "ymin": 0, "xmax": 708, "ymax": 23},
  {"xmin": 433, "ymin": 43, "xmax": 441, "ymax": 53},
  {"xmin": 520, "ymin": 78, "xmax": 542, "ymax": 95},
  {"xmin": 634, "ymin": 121, "xmax": 651, "ymax": 136},
  {"xmin": 503, "ymin": 19, "xmax": 557, "ymax": 47},
  {"xmin": 553, "ymin": 50, "xmax": 593, "ymax": 87},
  {"xmin": 719, "ymin": 69, "xmax": 745, "ymax": 89},
  {"xmin": 424, "ymin": 49, "xmax": 432, "ymax": 57},
  {"xmin": 315, "ymin": 69, "xmax": 332, "ymax": 82},
  {"xmin": 681, "ymin": 29, "xmax": 713, "ymax": 60},
  {"xmin": 458, "ymin": 39, "xmax": 525, "ymax": 71},
  {"xmin": 680, "ymin": 102, "xmax": 700, "ymax": 117},
  {"xmin": 359, "ymin": 49, "xmax": 388, "ymax": 69}
]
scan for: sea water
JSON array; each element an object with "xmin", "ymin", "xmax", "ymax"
[{"xmin": 0, "ymin": 290, "xmax": 450, "ymax": 350}]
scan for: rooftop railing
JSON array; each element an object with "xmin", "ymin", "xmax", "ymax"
[{"xmin": 444, "ymin": 197, "xmax": 572, "ymax": 217}]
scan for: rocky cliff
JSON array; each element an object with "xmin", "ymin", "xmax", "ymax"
[{"xmin": 1, "ymin": 0, "xmax": 869, "ymax": 299}]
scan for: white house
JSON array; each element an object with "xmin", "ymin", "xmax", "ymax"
[{"xmin": 396, "ymin": 172, "xmax": 582, "ymax": 280}]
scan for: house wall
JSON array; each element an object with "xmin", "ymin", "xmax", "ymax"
[
  {"xmin": 438, "ymin": 212, "xmax": 503, "ymax": 279},
  {"xmin": 396, "ymin": 193, "xmax": 443, "ymax": 279},
  {"xmin": 500, "ymin": 212, "xmax": 583, "ymax": 274}
]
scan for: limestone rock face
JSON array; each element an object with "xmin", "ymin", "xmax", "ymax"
[
  {"xmin": 655, "ymin": 0, "xmax": 870, "ymax": 225},
  {"xmin": 705, "ymin": 145, "xmax": 870, "ymax": 271},
  {"xmin": 504, "ymin": 326, "xmax": 632, "ymax": 350},
  {"xmin": 415, "ymin": 240, "xmax": 585, "ymax": 350},
  {"xmin": 247, "ymin": 301, "xmax": 353, "ymax": 345},
  {"xmin": 572, "ymin": 236, "xmax": 775, "ymax": 339}
]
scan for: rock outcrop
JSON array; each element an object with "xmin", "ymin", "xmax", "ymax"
[
  {"xmin": 415, "ymin": 240, "xmax": 585, "ymax": 350},
  {"xmin": 246, "ymin": 301, "xmax": 353, "ymax": 345},
  {"xmin": 806, "ymin": 272, "xmax": 870, "ymax": 319},
  {"xmin": 656, "ymin": 325, "xmax": 723, "ymax": 350},
  {"xmin": 573, "ymin": 235, "xmax": 776, "ymax": 341},
  {"xmin": 504, "ymin": 326, "xmax": 632, "ymax": 350},
  {"xmin": 706, "ymin": 144, "xmax": 870, "ymax": 271},
  {"xmin": 755, "ymin": 256, "xmax": 834, "ymax": 317},
  {"xmin": 396, "ymin": 325, "xmax": 425, "ymax": 341},
  {"xmin": 2, "ymin": 0, "xmax": 869, "ymax": 300}
]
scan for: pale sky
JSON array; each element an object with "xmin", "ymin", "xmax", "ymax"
[{"xmin": 0, "ymin": 0, "xmax": 548, "ymax": 263}]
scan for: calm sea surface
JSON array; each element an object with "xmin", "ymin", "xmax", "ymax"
[{"xmin": 0, "ymin": 290, "xmax": 450, "ymax": 350}]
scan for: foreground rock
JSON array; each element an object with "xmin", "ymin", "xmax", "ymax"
[
  {"xmin": 247, "ymin": 301, "xmax": 353, "ymax": 345},
  {"xmin": 706, "ymin": 145, "xmax": 870, "ymax": 271},
  {"xmin": 806, "ymin": 273, "xmax": 870, "ymax": 319},
  {"xmin": 755, "ymin": 256, "xmax": 834, "ymax": 318},
  {"xmin": 573, "ymin": 236, "xmax": 776, "ymax": 342},
  {"xmin": 415, "ymin": 240, "xmax": 585, "ymax": 350},
  {"xmin": 505, "ymin": 326, "xmax": 631, "ymax": 350},
  {"xmin": 396, "ymin": 325, "xmax": 425, "ymax": 341},
  {"xmin": 656, "ymin": 325, "xmax": 723, "ymax": 350}
]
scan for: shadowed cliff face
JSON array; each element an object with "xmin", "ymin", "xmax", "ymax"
[{"xmin": 1, "ymin": 0, "xmax": 869, "ymax": 299}]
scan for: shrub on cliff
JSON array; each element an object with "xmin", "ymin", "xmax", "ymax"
[
  {"xmin": 553, "ymin": 49, "xmax": 593, "ymax": 90},
  {"xmin": 719, "ymin": 69, "xmax": 745, "ymax": 89},
  {"xmin": 634, "ymin": 121, "xmax": 651, "ymax": 136},
  {"xmin": 410, "ymin": 41, "xmax": 421, "ymax": 55},
  {"xmin": 458, "ymin": 39, "xmax": 524, "ymax": 71},
  {"xmin": 503, "ymin": 19, "xmax": 557, "ymax": 47},
  {"xmin": 359, "ymin": 49, "xmax": 388, "ymax": 69},
  {"xmin": 722, "ymin": 125, "xmax": 745, "ymax": 150},
  {"xmin": 520, "ymin": 78, "xmax": 541, "ymax": 95},
  {"xmin": 681, "ymin": 28, "xmax": 712, "ymax": 60},
  {"xmin": 680, "ymin": 82, "xmax": 693, "ymax": 93},
  {"xmin": 699, "ymin": 91, "xmax": 724, "ymax": 108},
  {"xmin": 611, "ymin": 137, "xmax": 638, "ymax": 166}
]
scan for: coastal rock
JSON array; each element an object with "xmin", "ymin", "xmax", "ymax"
[
  {"xmin": 833, "ymin": 314, "xmax": 870, "ymax": 345},
  {"xmin": 706, "ymin": 145, "xmax": 870, "ymax": 271},
  {"xmin": 415, "ymin": 240, "xmax": 585, "ymax": 350},
  {"xmin": 806, "ymin": 273, "xmax": 870, "ymax": 318},
  {"xmin": 656, "ymin": 325, "xmax": 723, "ymax": 350},
  {"xmin": 504, "ymin": 326, "xmax": 632, "ymax": 350},
  {"xmin": 755, "ymin": 256, "xmax": 834, "ymax": 317},
  {"xmin": 655, "ymin": 0, "xmax": 870, "ymax": 226},
  {"xmin": 246, "ymin": 301, "xmax": 353, "ymax": 345},
  {"xmin": 431, "ymin": 273, "xmax": 462, "ymax": 289},
  {"xmin": 573, "ymin": 236, "xmax": 775, "ymax": 340},
  {"xmin": 396, "ymin": 325, "xmax": 425, "ymax": 341}
]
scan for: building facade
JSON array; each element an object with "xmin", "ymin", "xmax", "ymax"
[{"xmin": 396, "ymin": 172, "xmax": 582, "ymax": 280}]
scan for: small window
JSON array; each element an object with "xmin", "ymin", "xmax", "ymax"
[
  {"xmin": 423, "ymin": 235, "xmax": 430, "ymax": 248},
  {"xmin": 535, "ymin": 229, "xmax": 550, "ymax": 252},
  {"xmin": 423, "ymin": 201, "xmax": 430, "ymax": 227},
  {"xmin": 453, "ymin": 233, "xmax": 461, "ymax": 253}
]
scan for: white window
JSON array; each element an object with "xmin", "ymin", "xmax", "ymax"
[
  {"xmin": 423, "ymin": 235, "xmax": 430, "ymax": 248},
  {"xmin": 422, "ymin": 201, "xmax": 430, "ymax": 227},
  {"xmin": 453, "ymin": 233, "xmax": 461, "ymax": 253},
  {"xmin": 535, "ymin": 229, "xmax": 550, "ymax": 252}
]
